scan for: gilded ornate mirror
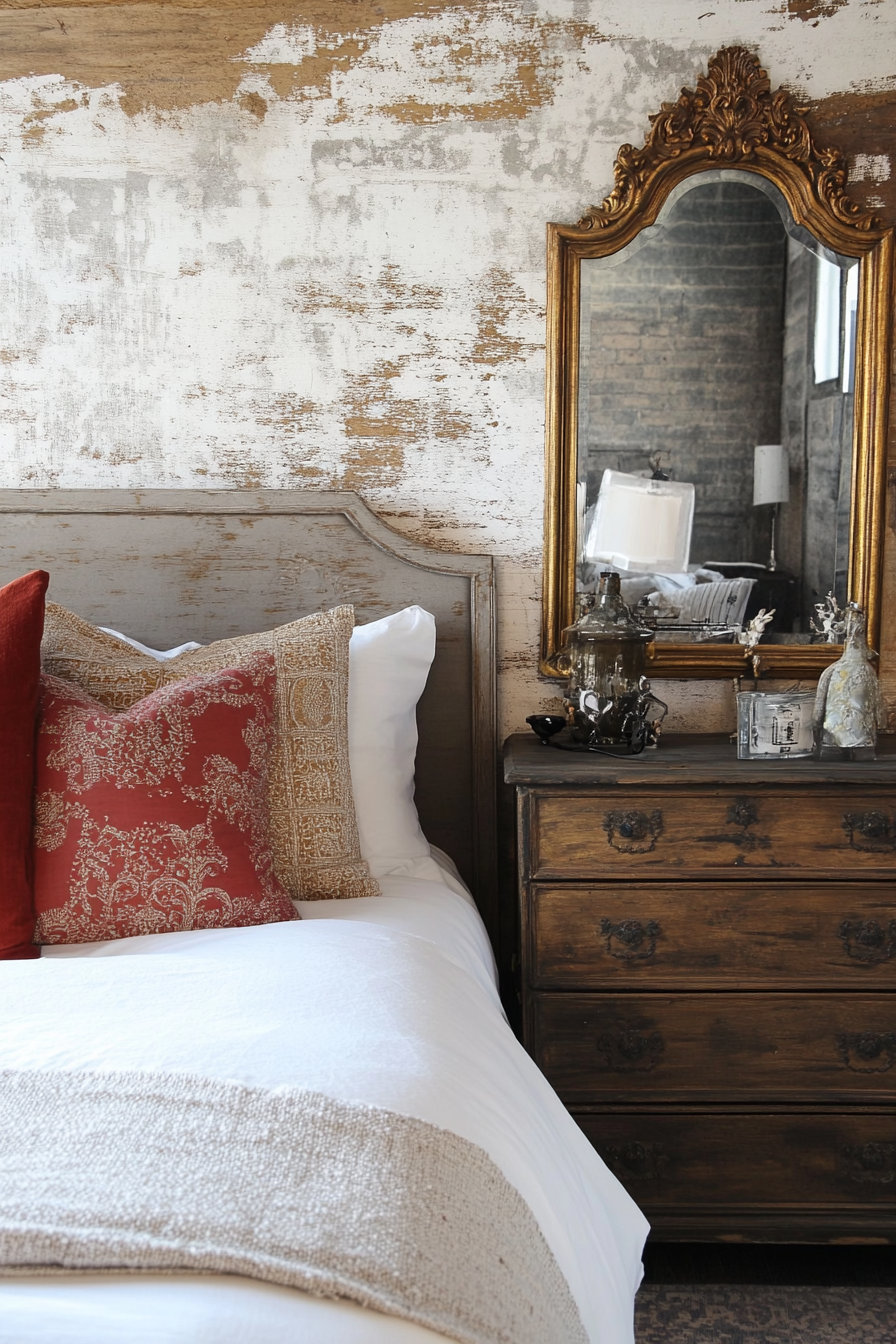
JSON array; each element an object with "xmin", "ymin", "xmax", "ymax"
[{"xmin": 542, "ymin": 47, "xmax": 893, "ymax": 679}]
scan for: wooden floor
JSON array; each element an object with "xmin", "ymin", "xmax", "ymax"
[{"xmin": 642, "ymin": 1244, "xmax": 896, "ymax": 1286}]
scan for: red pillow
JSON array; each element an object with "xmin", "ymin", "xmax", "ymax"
[
  {"xmin": 32, "ymin": 655, "xmax": 297, "ymax": 944},
  {"xmin": 0, "ymin": 570, "xmax": 50, "ymax": 959}
]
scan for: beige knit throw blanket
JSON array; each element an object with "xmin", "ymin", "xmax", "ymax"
[{"xmin": 0, "ymin": 1070, "xmax": 587, "ymax": 1344}]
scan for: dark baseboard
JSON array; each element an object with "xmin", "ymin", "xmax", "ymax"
[{"xmin": 642, "ymin": 1243, "xmax": 896, "ymax": 1287}]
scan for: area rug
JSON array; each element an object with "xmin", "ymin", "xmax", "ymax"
[{"xmin": 635, "ymin": 1284, "xmax": 896, "ymax": 1343}]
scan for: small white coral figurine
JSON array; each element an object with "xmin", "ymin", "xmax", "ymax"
[
  {"xmin": 738, "ymin": 608, "xmax": 776, "ymax": 649},
  {"xmin": 813, "ymin": 602, "xmax": 886, "ymax": 756},
  {"xmin": 738, "ymin": 607, "xmax": 776, "ymax": 679},
  {"xmin": 810, "ymin": 592, "xmax": 847, "ymax": 643}
]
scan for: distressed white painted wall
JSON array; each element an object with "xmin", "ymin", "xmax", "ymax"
[{"xmin": 1, "ymin": 0, "xmax": 894, "ymax": 737}]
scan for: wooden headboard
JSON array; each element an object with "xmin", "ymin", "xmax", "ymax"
[{"xmin": 0, "ymin": 490, "xmax": 497, "ymax": 946}]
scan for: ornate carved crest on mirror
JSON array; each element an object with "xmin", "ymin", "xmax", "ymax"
[{"xmin": 542, "ymin": 46, "xmax": 893, "ymax": 679}]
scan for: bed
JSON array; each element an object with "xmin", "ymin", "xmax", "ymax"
[{"xmin": 0, "ymin": 489, "xmax": 648, "ymax": 1344}]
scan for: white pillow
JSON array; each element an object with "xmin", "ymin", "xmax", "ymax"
[
  {"xmin": 100, "ymin": 606, "xmax": 438, "ymax": 881},
  {"xmin": 648, "ymin": 576, "xmax": 755, "ymax": 627},
  {"xmin": 347, "ymin": 605, "xmax": 436, "ymax": 878},
  {"xmin": 99, "ymin": 629, "xmax": 203, "ymax": 659}
]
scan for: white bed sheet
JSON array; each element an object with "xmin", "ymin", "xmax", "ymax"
[{"xmin": 0, "ymin": 873, "xmax": 648, "ymax": 1344}]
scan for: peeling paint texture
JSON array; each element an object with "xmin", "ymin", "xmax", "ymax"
[{"xmin": 1, "ymin": 0, "xmax": 895, "ymax": 735}]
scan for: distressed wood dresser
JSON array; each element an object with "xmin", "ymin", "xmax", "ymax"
[{"xmin": 504, "ymin": 733, "xmax": 896, "ymax": 1242}]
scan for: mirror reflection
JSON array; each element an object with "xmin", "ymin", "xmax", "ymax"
[{"xmin": 576, "ymin": 171, "xmax": 858, "ymax": 644}]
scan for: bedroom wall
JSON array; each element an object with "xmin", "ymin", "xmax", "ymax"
[{"xmin": 1, "ymin": 0, "xmax": 894, "ymax": 740}]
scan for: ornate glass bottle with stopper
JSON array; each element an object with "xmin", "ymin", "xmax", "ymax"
[
  {"xmin": 813, "ymin": 602, "xmax": 886, "ymax": 759},
  {"xmin": 528, "ymin": 571, "xmax": 667, "ymax": 754}
]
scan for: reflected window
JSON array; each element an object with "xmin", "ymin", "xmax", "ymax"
[
  {"xmin": 842, "ymin": 263, "xmax": 859, "ymax": 394},
  {"xmin": 814, "ymin": 253, "xmax": 842, "ymax": 385}
]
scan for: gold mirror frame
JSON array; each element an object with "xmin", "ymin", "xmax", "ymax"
[{"xmin": 542, "ymin": 46, "xmax": 894, "ymax": 679}]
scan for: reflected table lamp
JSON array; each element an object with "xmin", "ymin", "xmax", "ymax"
[
  {"xmin": 753, "ymin": 444, "xmax": 789, "ymax": 572},
  {"xmin": 583, "ymin": 469, "xmax": 695, "ymax": 573}
]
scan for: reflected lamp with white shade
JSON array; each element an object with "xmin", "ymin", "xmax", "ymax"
[
  {"xmin": 753, "ymin": 444, "xmax": 789, "ymax": 572},
  {"xmin": 583, "ymin": 469, "xmax": 696, "ymax": 574}
]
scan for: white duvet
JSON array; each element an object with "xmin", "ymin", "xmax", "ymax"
[{"xmin": 0, "ymin": 873, "xmax": 648, "ymax": 1344}]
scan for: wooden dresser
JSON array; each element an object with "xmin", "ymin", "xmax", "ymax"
[{"xmin": 504, "ymin": 733, "xmax": 896, "ymax": 1242}]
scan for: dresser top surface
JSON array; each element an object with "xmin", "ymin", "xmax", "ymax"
[{"xmin": 503, "ymin": 732, "xmax": 896, "ymax": 786}]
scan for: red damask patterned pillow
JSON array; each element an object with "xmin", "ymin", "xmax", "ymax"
[{"xmin": 32, "ymin": 656, "xmax": 298, "ymax": 944}]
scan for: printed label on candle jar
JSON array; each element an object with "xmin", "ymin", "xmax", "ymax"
[{"xmin": 736, "ymin": 692, "xmax": 815, "ymax": 759}]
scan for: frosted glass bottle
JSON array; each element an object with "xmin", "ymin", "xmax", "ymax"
[{"xmin": 813, "ymin": 603, "xmax": 886, "ymax": 759}]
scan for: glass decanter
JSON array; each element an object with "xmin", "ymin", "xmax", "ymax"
[{"xmin": 558, "ymin": 571, "xmax": 659, "ymax": 745}]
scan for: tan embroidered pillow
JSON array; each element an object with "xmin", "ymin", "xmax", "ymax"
[{"xmin": 41, "ymin": 603, "xmax": 379, "ymax": 901}]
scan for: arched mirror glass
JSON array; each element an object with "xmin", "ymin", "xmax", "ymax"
[
  {"xmin": 542, "ymin": 48, "xmax": 893, "ymax": 680},
  {"xmin": 578, "ymin": 172, "xmax": 858, "ymax": 641}
]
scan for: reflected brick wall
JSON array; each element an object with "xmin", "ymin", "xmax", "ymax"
[{"xmin": 580, "ymin": 181, "xmax": 787, "ymax": 566}]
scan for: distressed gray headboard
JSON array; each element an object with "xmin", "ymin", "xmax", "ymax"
[{"xmin": 0, "ymin": 490, "xmax": 497, "ymax": 946}]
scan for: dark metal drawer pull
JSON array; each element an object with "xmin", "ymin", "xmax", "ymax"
[
  {"xmin": 596, "ymin": 1029, "xmax": 664, "ymax": 1071},
  {"xmin": 602, "ymin": 810, "xmax": 663, "ymax": 853},
  {"xmin": 841, "ymin": 811, "xmax": 896, "ymax": 851},
  {"xmin": 728, "ymin": 798, "xmax": 759, "ymax": 829},
  {"xmin": 696, "ymin": 797, "xmax": 771, "ymax": 853},
  {"xmin": 841, "ymin": 1143, "xmax": 896, "ymax": 1186},
  {"xmin": 600, "ymin": 918, "xmax": 661, "ymax": 962},
  {"xmin": 838, "ymin": 919, "xmax": 896, "ymax": 965},
  {"xmin": 836, "ymin": 1031, "xmax": 896, "ymax": 1072},
  {"xmin": 602, "ymin": 1141, "xmax": 669, "ymax": 1183}
]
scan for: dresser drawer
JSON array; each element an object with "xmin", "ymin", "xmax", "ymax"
[
  {"xmin": 576, "ymin": 1111, "xmax": 896, "ymax": 1214},
  {"xmin": 532, "ymin": 993, "xmax": 896, "ymax": 1104},
  {"xmin": 529, "ymin": 788, "xmax": 896, "ymax": 877},
  {"xmin": 530, "ymin": 883, "xmax": 896, "ymax": 989}
]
